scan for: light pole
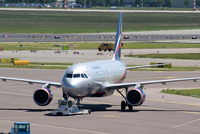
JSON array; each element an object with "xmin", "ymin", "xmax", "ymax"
[
  {"xmin": 194, "ymin": 0, "xmax": 196, "ymax": 9},
  {"xmin": 142, "ymin": 0, "xmax": 144, "ymax": 8}
]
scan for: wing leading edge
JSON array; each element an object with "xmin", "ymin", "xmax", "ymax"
[
  {"xmin": 0, "ymin": 77, "xmax": 61, "ymax": 87},
  {"xmin": 104, "ymin": 77, "xmax": 200, "ymax": 90}
]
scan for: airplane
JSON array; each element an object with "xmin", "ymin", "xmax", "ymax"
[{"xmin": 1, "ymin": 12, "xmax": 200, "ymax": 111}]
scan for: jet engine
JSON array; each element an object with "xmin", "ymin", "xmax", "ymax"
[
  {"xmin": 33, "ymin": 87, "xmax": 53, "ymax": 106},
  {"xmin": 126, "ymin": 87, "xmax": 146, "ymax": 106}
]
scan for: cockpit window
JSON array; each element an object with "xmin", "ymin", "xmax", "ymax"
[
  {"xmin": 81, "ymin": 74, "xmax": 85, "ymax": 78},
  {"xmin": 73, "ymin": 74, "xmax": 80, "ymax": 78},
  {"xmin": 66, "ymin": 74, "xmax": 72, "ymax": 78},
  {"xmin": 67, "ymin": 73, "xmax": 88, "ymax": 79},
  {"xmin": 81, "ymin": 73, "xmax": 88, "ymax": 78},
  {"xmin": 84, "ymin": 74, "xmax": 88, "ymax": 78}
]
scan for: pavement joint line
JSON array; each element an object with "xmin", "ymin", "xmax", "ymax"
[
  {"xmin": 174, "ymin": 118, "xmax": 200, "ymax": 128},
  {"xmin": 1, "ymin": 89, "xmax": 200, "ymax": 107},
  {"xmin": 0, "ymin": 90, "xmax": 199, "ymax": 116},
  {"xmin": 0, "ymin": 119, "xmax": 110, "ymax": 134},
  {"xmin": 114, "ymin": 92, "xmax": 200, "ymax": 106},
  {"xmin": 0, "ymin": 90, "xmax": 113, "ymax": 105},
  {"xmin": 98, "ymin": 114, "xmax": 120, "ymax": 118},
  {"xmin": 183, "ymin": 112, "xmax": 200, "ymax": 115},
  {"xmin": 148, "ymin": 98, "xmax": 200, "ymax": 106},
  {"xmin": 0, "ymin": 91, "xmax": 32, "ymax": 97}
]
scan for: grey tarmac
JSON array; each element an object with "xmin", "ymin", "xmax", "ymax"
[
  {"xmin": 0, "ymin": 68, "xmax": 200, "ymax": 134},
  {"xmin": 0, "ymin": 32, "xmax": 200, "ymax": 42},
  {"xmin": 1, "ymin": 8, "xmax": 200, "ymax": 14}
]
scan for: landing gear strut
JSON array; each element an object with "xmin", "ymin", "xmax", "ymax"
[
  {"xmin": 63, "ymin": 92, "xmax": 68, "ymax": 100},
  {"xmin": 118, "ymin": 89, "xmax": 133, "ymax": 111}
]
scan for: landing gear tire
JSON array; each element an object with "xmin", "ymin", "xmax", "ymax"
[
  {"xmin": 121, "ymin": 101, "xmax": 126, "ymax": 111},
  {"xmin": 128, "ymin": 104, "xmax": 133, "ymax": 111}
]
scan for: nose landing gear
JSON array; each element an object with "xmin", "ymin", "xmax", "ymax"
[{"xmin": 52, "ymin": 99, "xmax": 91, "ymax": 116}]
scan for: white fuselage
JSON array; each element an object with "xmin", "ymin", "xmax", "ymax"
[{"xmin": 61, "ymin": 60, "xmax": 126, "ymax": 98}]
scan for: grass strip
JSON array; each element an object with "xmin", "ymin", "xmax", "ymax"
[
  {"xmin": 0, "ymin": 62, "xmax": 71, "ymax": 70},
  {"xmin": 125, "ymin": 53, "xmax": 200, "ymax": 60},
  {"xmin": 161, "ymin": 89, "xmax": 200, "ymax": 98},
  {"xmin": 1, "ymin": 42, "xmax": 200, "ymax": 50},
  {"xmin": 1, "ymin": 11, "xmax": 200, "ymax": 33},
  {"xmin": 1, "ymin": 62, "xmax": 200, "ymax": 71}
]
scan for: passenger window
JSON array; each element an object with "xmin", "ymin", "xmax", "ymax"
[
  {"xmin": 73, "ymin": 74, "xmax": 80, "ymax": 78},
  {"xmin": 66, "ymin": 74, "xmax": 72, "ymax": 78}
]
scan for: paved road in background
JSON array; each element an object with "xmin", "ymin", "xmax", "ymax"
[
  {"xmin": 0, "ymin": 32, "xmax": 200, "ymax": 42},
  {"xmin": 1, "ymin": 8, "xmax": 200, "ymax": 13}
]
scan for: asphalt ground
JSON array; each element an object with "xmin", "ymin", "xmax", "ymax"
[
  {"xmin": 1, "ymin": 8, "xmax": 200, "ymax": 14},
  {"xmin": 0, "ymin": 68, "xmax": 200, "ymax": 134},
  {"xmin": 0, "ymin": 33, "xmax": 200, "ymax": 42}
]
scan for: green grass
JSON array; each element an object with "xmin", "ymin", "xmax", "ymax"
[
  {"xmin": 1, "ymin": 62, "xmax": 200, "ymax": 71},
  {"xmin": 1, "ymin": 11, "xmax": 200, "ymax": 33},
  {"xmin": 2, "ymin": 42, "xmax": 200, "ymax": 50},
  {"xmin": 122, "ymin": 43, "xmax": 200, "ymax": 49},
  {"xmin": 89, "ymin": 7, "xmax": 195, "ymax": 11},
  {"xmin": 126, "ymin": 53, "xmax": 200, "ymax": 60},
  {"xmin": 131, "ymin": 66, "xmax": 200, "ymax": 71},
  {"xmin": 1, "ymin": 6, "xmax": 196, "ymax": 11},
  {"xmin": 161, "ymin": 89, "xmax": 200, "ymax": 98},
  {"xmin": 31, "ymin": 62, "xmax": 72, "ymax": 66},
  {"xmin": 0, "ymin": 42, "xmax": 101, "ymax": 50},
  {"xmin": 0, "ymin": 62, "xmax": 71, "ymax": 70}
]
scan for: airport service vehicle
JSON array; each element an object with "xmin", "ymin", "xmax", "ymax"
[
  {"xmin": 123, "ymin": 35, "xmax": 130, "ymax": 39},
  {"xmin": 10, "ymin": 122, "xmax": 30, "ymax": 134},
  {"xmin": 98, "ymin": 43, "xmax": 114, "ymax": 51},
  {"xmin": 1, "ymin": 13, "xmax": 200, "ymax": 111},
  {"xmin": 192, "ymin": 36, "xmax": 197, "ymax": 39},
  {"xmin": 54, "ymin": 35, "xmax": 60, "ymax": 39},
  {"xmin": 52, "ymin": 99, "xmax": 90, "ymax": 116}
]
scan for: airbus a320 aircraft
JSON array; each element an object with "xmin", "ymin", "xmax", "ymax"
[{"xmin": 1, "ymin": 13, "xmax": 200, "ymax": 111}]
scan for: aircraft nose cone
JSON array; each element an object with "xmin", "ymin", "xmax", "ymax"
[{"xmin": 62, "ymin": 78, "xmax": 89, "ymax": 97}]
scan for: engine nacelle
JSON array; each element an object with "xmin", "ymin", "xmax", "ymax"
[
  {"xmin": 126, "ymin": 87, "xmax": 146, "ymax": 106},
  {"xmin": 33, "ymin": 88, "xmax": 53, "ymax": 106}
]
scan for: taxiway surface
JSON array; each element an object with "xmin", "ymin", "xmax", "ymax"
[{"xmin": 0, "ymin": 68, "xmax": 200, "ymax": 134}]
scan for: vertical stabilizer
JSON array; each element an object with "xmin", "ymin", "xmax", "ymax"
[{"xmin": 112, "ymin": 12, "xmax": 123, "ymax": 61}]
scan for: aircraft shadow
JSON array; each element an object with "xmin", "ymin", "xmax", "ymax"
[
  {"xmin": 0, "ymin": 108, "xmax": 55, "ymax": 112},
  {"xmin": 0, "ymin": 106, "xmax": 199, "ymax": 116}
]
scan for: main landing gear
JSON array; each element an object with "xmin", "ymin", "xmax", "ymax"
[
  {"xmin": 121, "ymin": 100, "xmax": 133, "ymax": 111},
  {"xmin": 117, "ymin": 89, "xmax": 133, "ymax": 111}
]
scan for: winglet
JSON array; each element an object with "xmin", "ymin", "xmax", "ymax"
[{"xmin": 112, "ymin": 12, "xmax": 123, "ymax": 61}]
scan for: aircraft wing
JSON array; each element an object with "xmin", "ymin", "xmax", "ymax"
[
  {"xmin": 104, "ymin": 77, "xmax": 200, "ymax": 90},
  {"xmin": 0, "ymin": 77, "xmax": 61, "ymax": 87},
  {"xmin": 126, "ymin": 63, "xmax": 169, "ymax": 70}
]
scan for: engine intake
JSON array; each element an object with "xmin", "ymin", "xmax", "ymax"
[
  {"xmin": 126, "ymin": 87, "xmax": 146, "ymax": 106},
  {"xmin": 33, "ymin": 88, "xmax": 53, "ymax": 106}
]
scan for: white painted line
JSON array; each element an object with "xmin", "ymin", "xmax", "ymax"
[
  {"xmin": 174, "ymin": 118, "xmax": 200, "ymax": 128},
  {"xmin": 0, "ymin": 119, "xmax": 109, "ymax": 134}
]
